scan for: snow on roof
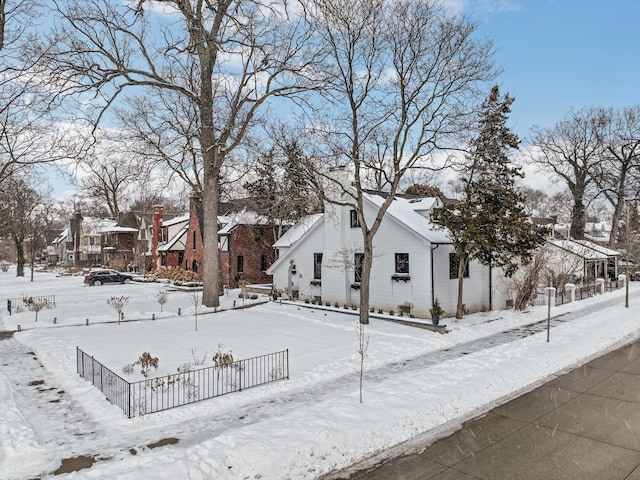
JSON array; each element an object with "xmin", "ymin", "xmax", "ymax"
[
  {"xmin": 572, "ymin": 239, "xmax": 620, "ymax": 257},
  {"xmin": 548, "ymin": 239, "xmax": 609, "ymax": 260},
  {"xmin": 162, "ymin": 214, "xmax": 189, "ymax": 227},
  {"xmin": 364, "ymin": 191, "xmax": 451, "ymax": 244},
  {"xmin": 218, "ymin": 209, "xmax": 271, "ymax": 235},
  {"xmin": 99, "ymin": 225, "xmax": 138, "ymax": 233},
  {"xmin": 273, "ymin": 214, "xmax": 324, "ymax": 248}
]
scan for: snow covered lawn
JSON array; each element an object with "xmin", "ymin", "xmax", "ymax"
[{"xmin": 1, "ymin": 267, "xmax": 639, "ymax": 480}]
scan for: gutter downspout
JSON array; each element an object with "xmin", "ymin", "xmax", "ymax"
[
  {"xmin": 430, "ymin": 244, "xmax": 440, "ymax": 307},
  {"xmin": 489, "ymin": 262, "xmax": 493, "ymax": 311}
]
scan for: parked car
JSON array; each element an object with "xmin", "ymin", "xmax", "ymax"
[{"xmin": 84, "ymin": 269, "xmax": 134, "ymax": 286}]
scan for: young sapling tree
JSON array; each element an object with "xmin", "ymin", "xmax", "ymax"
[
  {"xmin": 106, "ymin": 295, "xmax": 129, "ymax": 324},
  {"xmin": 24, "ymin": 296, "xmax": 50, "ymax": 322},
  {"xmin": 156, "ymin": 290, "xmax": 168, "ymax": 312}
]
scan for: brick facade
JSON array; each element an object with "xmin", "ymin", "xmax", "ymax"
[
  {"xmin": 151, "ymin": 205, "xmax": 163, "ymax": 271},
  {"xmin": 220, "ymin": 224, "xmax": 276, "ymax": 288},
  {"xmin": 179, "ymin": 196, "xmax": 276, "ymax": 287}
]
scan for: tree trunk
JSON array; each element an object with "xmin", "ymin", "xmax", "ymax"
[
  {"xmin": 358, "ymin": 235, "xmax": 373, "ymax": 325},
  {"xmin": 15, "ymin": 239, "xmax": 25, "ymax": 277},
  {"xmin": 202, "ymin": 158, "xmax": 222, "ymax": 307},
  {"xmin": 569, "ymin": 177, "xmax": 587, "ymax": 240},
  {"xmin": 456, "ymin": 254, "xmax": 467, "ymax": 319}
]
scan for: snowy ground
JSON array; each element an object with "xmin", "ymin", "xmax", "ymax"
[{"xmin": 1, "ymin": 266, "xmax": 639, "ymax": 480}]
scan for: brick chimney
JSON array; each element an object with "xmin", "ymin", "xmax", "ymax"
[{"xmin": 151, "ymin": 205, "xmax": 163, "ymax": 271}]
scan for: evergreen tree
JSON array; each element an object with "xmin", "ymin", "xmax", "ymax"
[
  {"xmin": 244, "ymin": 141, "xmax": 322, "ymax": 239},
  {"xmin": 432, "ymin": 86, "xmax": 548, "ymax": 319}
]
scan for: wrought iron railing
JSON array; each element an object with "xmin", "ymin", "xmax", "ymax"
[{"xmin": 77, "ymin": 347, "xmax": 289, "ymax": 417}]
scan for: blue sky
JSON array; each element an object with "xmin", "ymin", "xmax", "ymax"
[{"xmin": 466, "ymin": 0, "xmax": 640, "ymax": 140}]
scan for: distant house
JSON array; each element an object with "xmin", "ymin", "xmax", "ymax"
[
  {"xmin": 180, "ymin": 196, "xmax": 277, "ymax": 287},
  {"xmin": 151, "ymin": 206, "xmax": 189, "ymax": 271},
  {"xmin": 151, "ymin": 197, "xmax": 277, "ymax": 287},
  {"xmin": 50, "ymin": 213, "xmax": 110, "ymax": 267},
  {"xmin": 267, "ymin": 186, "xmax": 498, "ymax": 319},
  {"xmin": 547, "ymin": 238, "xmax": 620, "ymax": 282}
]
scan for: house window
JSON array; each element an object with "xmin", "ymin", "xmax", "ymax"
[
  {"xmin": 395, "ymin": 253, "xmax": 409, "ymax": 274},
  {"xmin": 192, "ymin": 231, "xmax": 197, "ymax": 250},
  {"xmin": 449, "ymin": 253, "xmax": 469, "ymax": 279},
  {"xmin": 350, "ymin": 210, "xmax": 361, "ymax": 228},
  {"xmin": 313, "ymin": 253, "xmax": 323, "ymax": 279},
  {"xmin": 192, "ymin": 260, "xmax": 198, "ymax": 273},
  {"xmin": 261, "ymin": 254, "xmax": 268, "ymax": 271},
  {"xmin": 237, "ymin": 255, "xmax": 244, "ymax": 272},
  {"xmin": 162, "ymin": 227, "xmax": 168, "ymax": 243},
  {"xmin": 161, "ymin": 253, "xmax": 167, "ymax": 267},
  {"xmin": 354, "ymin": 253, "xmax": 364, "ymax": 283},
  {"xmin": 89, "ymin": 237, "xmax": 95, "ymax": 246}
]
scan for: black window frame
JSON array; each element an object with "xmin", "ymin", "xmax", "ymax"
[
  {"xmin": 354, "ymin": 253, "xmax": 364, "ymax": 283},
  {"xmin": 350, "ymin": 210, "xmax": 361, "ymax": 228},
  {"xmin": 313, "ymin": 253, "xmax": 323, "ymax": 279},
  {"xmin": 395, "ymin": 253, "xmax": 410, "ymax": 274},
  {"xmin": 449, "ymin": 253, "xmax": 469, "ymax": 279},
  {"xmin": 261, "ymin": 254, "xmax": 268, "ymax": 271},
  {"xmin": 237, "ymin": 255, "xmax": 244, "ymax": 273}
]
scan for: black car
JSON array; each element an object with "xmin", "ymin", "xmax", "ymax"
[{"xmin": 84, "ymin": 269, "xmax": 133, "ymax": 286}]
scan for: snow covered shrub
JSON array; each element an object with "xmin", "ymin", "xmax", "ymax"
[{"xmin": 122, "ymin": 363, "xmax": 135, "ymax": 375}]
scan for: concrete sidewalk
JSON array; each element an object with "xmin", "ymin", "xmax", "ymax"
[{"xmin": 347, "ymin": 338, "xmax": 640, "ymax": 480}]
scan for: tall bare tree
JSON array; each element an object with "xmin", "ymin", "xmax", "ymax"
[
  {"xmin": 529, "ymin": 108, "xmax": 604, "ymax": 240},
  {"xmin": 303, "ymin": 0, "xmax": 496, "ymax": 327},
  {"xmin": 0, "ymin": 175, "xmax": 44, "ymax": 276},
  {"xmin": 592, "ymin": 106, "xmax": 640, "ymax": 248},
  {"xmin": 0, "ymin": 1, "xmax": 77, "ymax": 185},
  {"xmin": 36, "ymin": 0, "xmax": 318, "ymax": 306}
]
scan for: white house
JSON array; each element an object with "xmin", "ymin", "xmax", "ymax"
[
  {"xmin": 547, "ymin": 238, "xmax": 620, "ymax": 282},
  {"xmin": 267, "ymin": 188, "xmax": 498, "ymax": 319}
]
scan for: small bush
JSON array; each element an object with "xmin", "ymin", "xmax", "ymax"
[
  {"xmin": 122, "ymin": 363, "xmax": 135, "ymax": 375},
  {"xmin": 135, "ymin": 352, "xmax": 159, "ymax": 377}
]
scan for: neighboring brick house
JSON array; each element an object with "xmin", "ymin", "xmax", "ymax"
[
  {"xmin": 180, "ymin": 196, "xmax": 277, "ymax": 287},
  {"xmin": 152, "ymin": 206, "xmax": 190, "ymax": 271},
  {"xmin": 100, "ymin": 212, "xmax": 139, "ymax": 271}
]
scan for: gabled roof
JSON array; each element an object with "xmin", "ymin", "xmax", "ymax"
[
  {"xmin": 573, "ymin": 239, "xmax": 619, "ymax": 257},
  {"xmin": 363, "ymin": 191, "xmax": 451, "ymax": 244},
  {"xmin": 548, "ymin": 239, "xmax": 610, "ymax": 260},
  {"xmin": 272, "ymin": 214, "xmax": 324, "ymax": 248},
  {"xmin": 218, "ymin": 209, "xmax": 272, "ymax": 235},
  {"xmin": 162, "ymin": 214, "xmax": 189, "ymax": 227},
  {"xmin": 158, "ymin": 224, "xmax": 189, "ymax": 252}
]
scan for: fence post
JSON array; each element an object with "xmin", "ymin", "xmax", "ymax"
[
  {"xmin": 565, "ymin": 283, "xmax": 576, "ymax": 303},
  {"xmin": 286, "ymin": 349, "xmax": 290, "ymax": 380}
]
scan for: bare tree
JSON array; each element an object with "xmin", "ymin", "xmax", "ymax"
[
  {"xmin": 75, "ymin": 136, "xmax": 148, "ymax": 218},
  {"xmin": 0, "ymin": 175, "xmax": 44, "ymax": 276},
  {"xmin": 529, "ymin": 108, "xmax": 604, "ymax": 240},
  {"xmin": 591, "ymin": 106, "xmax": 640, "ymax": 249},
  {"xmin": 36, "ymin": 0, "xmax": 319, "ymax": 307},
  {"xmin": 303, "ymin": 0, "xmax": 496, "ymax": 327},
  {"xmin": 0, "ymin": 1, "xmax": 79, "ymax": 186},
  {"xmin": 115, "ymin": 91, "xmax": 204, "ymax": 195}
]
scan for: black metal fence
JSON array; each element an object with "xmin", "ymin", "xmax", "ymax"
[
  {"xmin": 534, "ymin": 280, "xmax": 622, "ymax": 307},
  {"xmin": 77, "ymin": 347, "xmax": 289, "ymax": 417},
  {"xmin": 7, "ymin": 295, "xmax": 56, "ymax": 315}
]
